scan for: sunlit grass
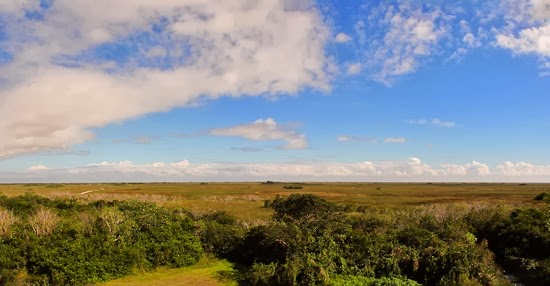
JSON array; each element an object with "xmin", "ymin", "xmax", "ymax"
[
  {"xmin": 1, "ymin": 182, "xmax": 546, "ymax": 221},
  {"xmin": 97, "ymin": 257, "xmax": 237, "ymax": 286}
]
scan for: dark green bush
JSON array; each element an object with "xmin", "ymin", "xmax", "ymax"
[
  {"xmin": 330, "ymin": 275, "xmax": 420, "ymax": 286},
  {"xmin": 535, "ymin": 192, "xmax": 550, "ymax": 202},
  {"xmin": 0, "ymin": 196, "xmax": 203, "ymax": 285}
]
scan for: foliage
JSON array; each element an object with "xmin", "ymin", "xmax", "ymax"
[
  {"xmin": 229, "ymin": 194, "xmax": 514, "ymax": 286},
  {"xmin": 478, "ymin": 207, "xmax": 550, "ymax": 285},
  {"xmin": 534, "ymin": 192, "xmax": 550, "ymax": 202},
  {"xmin": 0, "ymin": 194, "xmax": 203, "ymax": 285},
  {"xmin": 330, "ymin": 275, "xmax": 420, "ymax": 286},
  {"xmin": 1, "ymin": 190, "xmax": 548, "ymax": 286},
  {"xmin": 198, "ymin": 211, "xmax": 245, "ymax": 259}
]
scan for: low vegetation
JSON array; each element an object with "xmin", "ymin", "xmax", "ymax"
[{"xmin": 0, "ymin": 184, "xmax": 548, "ymax": 285}]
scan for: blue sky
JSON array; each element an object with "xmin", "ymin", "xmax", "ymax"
[{"xmin": 0, "ymin": 0, "xmax": 549, "ymax": 182}]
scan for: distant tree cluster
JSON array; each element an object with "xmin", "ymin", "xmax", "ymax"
[{"xmin": 283, "ymin": 184, "xmax": 304, "ymax": 190}]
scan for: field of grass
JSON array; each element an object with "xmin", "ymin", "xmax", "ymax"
[
  {"xmin": 97, "ymin": 258, "xmax": 236, "ymax": 286},
  {"xmin": 1, "ymin": 182, "xmax": 547, "ymax": 221}
]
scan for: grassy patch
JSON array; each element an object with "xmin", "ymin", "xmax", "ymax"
[{"xmin": 97, "ymin": 257, "xmax": 237, "ymax": 286}]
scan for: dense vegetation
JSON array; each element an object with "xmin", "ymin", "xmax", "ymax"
[
  {"xmin": 0, "ymin": 194, "xmax": 202, "ymax": 285},
  {"xmin": 0, "ymin": 192, "xmax": 548, "ymax": 285}
]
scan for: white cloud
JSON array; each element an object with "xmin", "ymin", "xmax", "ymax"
[
  {"xmin": 210, "ymin": 118, "xmax": 308, "ymax": 149},
  {"xmin": 0, "ymin": 0, "xmax": 40, "ymax": 16},
  {"xmin": 407, "ymin": 119, "xmax": 428, "ymax": 125},
  {"xmin": 28, "ymin": 165, "xmax": 49, "ymax": 171},
  {"xmin": 0, "ymin": 0, "xmax": 331, "ymax": 159},
  {"xmin": 463, "ymin": 33, "xmax": 476, "ymax": 46},
  {"xmin": 531, "ymin": 0, "xmax": 550, "ymax": 20},
  {"xmin": 337, "ymin": 136, "xmax": 351, "ymax": 142},
  {"xmin": 346, "ymin": 63, "xmax": 362, "ymax": 75},
  {"xmin": 370, "ymin": 5, "xmax": 447, "ymax": 83},
  {"xmin": 7, "ymin": 158, "xmax": 550, "ymax": 182},
  {"xmin": 384, "ymin": 137, "xmax": 407, "ymax": 144},
  {"xmin": 334, "ymin": 32, "xmax": 352, "ymax": 43},
  {"xmin": 337, "ymin": 135, "xmax": 377, "ymax": 143},
  {"xmin": 496, "ymin": 161, "xmax": 550, "ymax": 176},
  {"xmin": 442, "ymin": 161, "xmax": 491, "ymax": 176},
  {"xmin": 431, "ymin": 118, "xmax": 456, "ymax": 128},
  {"xmin": 493, "ymin": 0, "xmax": 549, "ymax": 73},
  {"xmin": 407, "ymin": 118, "xmax": 456, "ymax": 128},
  {"xmin": 496, "ymin": 23, "xmax": 550, "ymax": 57}
]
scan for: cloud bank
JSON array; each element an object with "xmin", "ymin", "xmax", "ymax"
[{"xmin": 8, "ymin": 158, "xmax": 550, "ymax": 183}]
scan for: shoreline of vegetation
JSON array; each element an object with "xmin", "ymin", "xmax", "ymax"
[{"xmin": 0, "ymin": 189, "xmax": 548, "ymax": 285}]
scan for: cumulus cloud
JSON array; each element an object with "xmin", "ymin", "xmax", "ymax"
[
  {"xmin": 497, "ymin": 23, "xmax": 550, "ymax": 57},
  {"xmin": 496, "ymin": 161, "xmax": 550, "ymax": 176},
  {"xmin": 334, "ymin": 32, "xmax": 352, "ymax": 43},
  {"xmin": 384, "ymin": 137, "xmax": 407, "ymax": 144},
  {"xmin": 442, "ymin": 161, "xmax": 491, "ymax": 176},
  {"xmin": 0, "ymin": 0, "xmax": 331, "ymax": 159},
  {"xmin": 210, "ymin": 118, "xmax": 308, "ymax": 149},
  {"xmin": 5, "ymin": 158, "xmax": 547, "ymax": 182}
]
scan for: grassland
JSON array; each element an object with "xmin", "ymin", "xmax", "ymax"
[
  {"xmin": 98, "ymin": 258, "xmax": 236, "ymax": 286},
  {"xmin": 0, "ymin": 182, "xmax": 547, "ymax": 221}
]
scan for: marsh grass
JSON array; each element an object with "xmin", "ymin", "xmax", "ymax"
[{"xmin": 0, "ymin": 182, "xmax": 546, "ymax": 222}]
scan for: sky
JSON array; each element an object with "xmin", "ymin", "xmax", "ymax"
[{"xmin": 0, "ymin": 0, "xmax": 549, "ymax": 182}]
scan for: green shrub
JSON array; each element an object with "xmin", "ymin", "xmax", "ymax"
[{"xmin": 330, "ymin": 275, "xmax": 420, "ymax": 286}]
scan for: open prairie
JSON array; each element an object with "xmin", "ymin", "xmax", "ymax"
[{"xmin": 1, "ymin": 182, "xmax": 546, "ymax": 221}]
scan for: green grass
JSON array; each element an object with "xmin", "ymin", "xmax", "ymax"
[{"xmin": 97, "ymin": 258, "xmax": 237, "ymax": 286}]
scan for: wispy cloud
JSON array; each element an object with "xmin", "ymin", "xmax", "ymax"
[
  {"xmin": 384, "ymin": 137, "xmax": 407, "ymax": 144},
  {"xmin": 231, "ymin": 147, "xmax": 265, "ymax": 153},
  {"xmin": 337, "ymin": 135, "xmax": 377, "ymax": 143},
  {"xmin": 407, "ymin": 118, "xmax": 456, "ymax": 128},
  {"xmin": 210, "ymin": 118, "xmax": 308, "ymax": 150},
  {"xmin": 346, "ymin": 63, "xmax": 362, "ymax": 75},
  {"xmin": 338, "ymin": 135, "xmax": 406, "ymax": 144},
  {"xmin": 113, "ymin": 136, "xmax": 157, "ymax": 145},
  {"xmin": 27, "ymin": 165, "xmax": 49, "ymax": 171}
]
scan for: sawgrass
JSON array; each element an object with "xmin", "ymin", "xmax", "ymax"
[{"xmin": 1, "ymin": 182, "xmax": 546, "ymax": 221}]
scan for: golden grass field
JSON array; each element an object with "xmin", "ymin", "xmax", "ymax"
[{"xmin": 0, "ymin": 182, "xmax": 547, "ymax": 221}]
